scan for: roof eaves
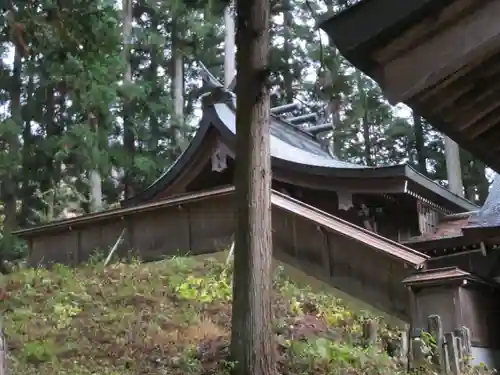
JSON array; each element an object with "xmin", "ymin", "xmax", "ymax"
[{"xmin": 403, "ymin": 165, "xmax": 478, "ymax": 212}]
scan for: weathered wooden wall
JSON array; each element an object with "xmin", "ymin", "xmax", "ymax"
[
  {"xmin": 427, "ymin": 251, "xmax": 500, "ymax": 279},
  {"xmin": 411, "ymin": 283, "xmax": 500, "ymax": 349},
  {"xmin": 272, "ymin": 206, "xmax": 412, "ymax": 320},
  {"xmin": 28, "ymin": 194, "xmax": 235, "ymax": 266},
  {"xmin": 412, "ymin": 286, "xmax": 459, "ymax": 334},
  {"xmin": 459, "ymin": 286, "xmax": 500, "ymax": 348}
]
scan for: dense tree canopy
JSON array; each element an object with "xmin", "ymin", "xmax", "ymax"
[{"xmin": 0, "ymin": 0, "xmax": 492, "ymax": 258}]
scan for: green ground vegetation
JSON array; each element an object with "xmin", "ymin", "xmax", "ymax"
[{"xmin": 0, "ymin": 253, "xmax": 494, "ymax": 375}]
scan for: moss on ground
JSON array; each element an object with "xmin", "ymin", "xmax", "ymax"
[{"xmin": 0, "ymin": 254, "xmax": 493, "ymax": 374}]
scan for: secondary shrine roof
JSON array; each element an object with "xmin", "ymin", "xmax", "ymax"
[{"xmin": 406, "ymin": 175, "xmax": 500, "ymax": 252}]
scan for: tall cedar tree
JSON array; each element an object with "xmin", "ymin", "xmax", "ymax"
[{"xmin": 229, "ymin": 0, "xmax": 276, "ymax": 374}]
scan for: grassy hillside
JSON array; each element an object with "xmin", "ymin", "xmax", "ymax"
[{"xmin": 0, "ymin": 253, "xmax": 492, "ymax": 374}]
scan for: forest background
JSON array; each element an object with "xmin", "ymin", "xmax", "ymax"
[{"xmin": 0, "ymin": 0, "xmax": 493, "ymax": 259}]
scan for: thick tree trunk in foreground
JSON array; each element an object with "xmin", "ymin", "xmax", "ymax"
[{"xmin": 230, "ymin": 0, "xmax": 275, "ymax": 374}]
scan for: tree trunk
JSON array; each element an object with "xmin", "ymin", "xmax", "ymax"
[
  {"xmin": 148, "ymin": 13, "xmax": 160, "ymax": 151},
  {"xmin": 122, "ymin": 0, "xmax": 135, "ymax": 199},
  {"xmin": 224, "ymin": 3, "xmax": 236, "ymax": 88},
  {"xmin": 444, "ymin": 136, "xmax": 464, "ymax": 197},
  {"xmin": 3, "ymin": 46, "xmax": 22, "ymax": 233},
  {"xmin": 171, "ymin": 22, "xmax": 185, "ymax": 154},
  {"xmin": 282, "ymin": 0, "xmax": 294, "ymax": 103},
  {"xmin": 230, "ymin": 0, "xmax": 275, "ymax": 374},
  {"xmin": 362, "ymin": 110, "xmax": 373, "ymax": 166},
  {"xmin": 19, "ymin": 72, "xmax": 35, "ymax": 227},
  {"xmin": 413, "ymin": 112, "xmax": 427, "ymax": 175},
  {"xmin": 88, "ymin": 112, "xmax": 103, "ymax": 213},
  {"xmin": 477, "ymin": 163, "xmax": 490, "ymax": 204}
]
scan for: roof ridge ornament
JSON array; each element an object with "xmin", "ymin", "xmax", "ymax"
[{"xmin": 199, "ymin": 61, "xmax": 223, "ymax": 89}]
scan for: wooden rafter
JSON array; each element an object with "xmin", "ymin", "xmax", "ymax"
[
  {"xmin": 417, "ymin": 51, "xmax": 500, "ymax": 108},
  {"xmin": 464, "ymin": 109, "xmax": 500, "ymax": 140},
  {"xmin": 455, "ymin": 93, "xmax": 500, "ymax": 132}
]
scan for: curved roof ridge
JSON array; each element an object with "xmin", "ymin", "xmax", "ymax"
[{"xmin": 212, "ymin": 101, "xmax": 367, "ymax": 169}]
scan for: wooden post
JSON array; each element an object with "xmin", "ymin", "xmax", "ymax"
[
  {"xmin": 411, "ymin": 337, "xmax": 426, "ymax": 369},
  {"xmin": 461, "ymin": 326, "xmax": 472, "ymax": 365},
  {"xmin": 454, "ymin": 328, "xmax": 465, "ymax": 370},
  {"xmin": 445, "ymin": 332, "xmax": 461, "ymax": 375},
  {"xmin": 428, "ymin": 314, "xmax": 446, "ymax": 372},
  {"xmin": 0, "ymin": 319, "xmax": 7, "ymax": 375},
  {"xmin": 399, "ymin": 331, "xmax": 409, "ymax": 365},
  {"xmin": 443, "ymin": 338, "xmax": 451, "ymax": 374},
  {"xmin": 362, "ymin": 319, "xmax": 378, "ymax": 347},
  {"xmin": 455, "ymin": 335, "xmax": 464, "ymax": 370}
]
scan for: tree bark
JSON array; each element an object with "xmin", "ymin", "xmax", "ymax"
[
  {"xmin": 444, "ymin": 136, "xmax": 464, "ymax": 197},
  {"xmin": 224, "ymin": 3, "xmax": 236, "ymax": 88},
  {"xmin": 282, "ymin": 0, "xmax": 294, "ymax": 103},
  {"xmin": 230, "ymin": 0, "xmax": 275, "ymax": 374},
  {"xmin": 362, "ymin": 110, "xmax": 373, "ymax": 166},
  {"xmin": 3, "ymin": 46, "xmax": 22, "ymax": 233},
  {"xmin": 171, "ymin": 21, "xmax": 185, "ymax": 154},
  {"xmin": 122, "ymin": 0, "xmax": 135, "ymax": 200}
]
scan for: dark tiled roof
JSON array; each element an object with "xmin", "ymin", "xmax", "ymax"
[
  {"xmin": 467, "ymin": 175, "xmax": 500, "ymax": 229},
  {"xmin": 213, "ymin": 101, "xmax": 365, "ymax": 169}
]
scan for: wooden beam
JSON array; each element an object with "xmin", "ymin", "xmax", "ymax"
[
  {"xmin": 379, "ymin": 1, "xmax": 500, "ymax": 104},
  {"xmin": 448, "ymin": 74, "xmax": 500, "ymax": 114},
  {"xmin": 464, "ymin": 110, "xmax": 500, "ymax": 140},
  {"xmin": 454, "ymin": 89, "xmax": 500, "ymax": 131},
  {"xmin": 439, "ymin": 82, "xmax": 500, "ymax": 125},
  {"xmin": 417, "ymin": 51, "xmax": 500, "ymax": 107},
  {"xmin": 319, "ymin": 0, "xmax": 436, "ymax": 55},
  {"xmin": 373, "ymin": 0, "xmax": 479, "ymax": 64}
]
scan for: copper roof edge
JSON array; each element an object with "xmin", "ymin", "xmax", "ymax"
[{"xmin": 403, "ymin": 267, "xmax": 499, "ymax": 287}]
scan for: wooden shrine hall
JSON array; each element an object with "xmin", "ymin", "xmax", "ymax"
[
  {"xmin": 13, "ymin": 45, "xmax": 500, "ymax": 362},
  {"xmin": 13, "ymin": 68, "xmax": 477, "ymax": 322},
  {"xmin": 320, "ymin": 0, "xmax": 500, "ymax": 367}
]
